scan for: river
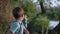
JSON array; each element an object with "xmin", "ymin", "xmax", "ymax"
[{"xmin": 49, "ymin": 20, "xmax": 59, "ymax": 30}]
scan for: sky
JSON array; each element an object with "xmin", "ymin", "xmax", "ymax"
[
  {"xmin": 50, "ymin": 0, "xmax": 60, "ymax": 7},
  {"xmin": 50, "ymin": 0, "xmax": 57, "ymax": 7},
  {"xmin": 33, "ymin": 0, "xmax": 60, "ymax": 7},
  {"xmin": 33, "ymin": 0, "xmax": 37, "ymax": 2}
]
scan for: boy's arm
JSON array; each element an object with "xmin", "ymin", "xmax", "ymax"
[
  {"xmin": 24, "ymin": 26, "xmax": 29, "ymax": 34},
  {"xmin": 25, "ymin": 23, "xmax": 27, "ymax": 28}
]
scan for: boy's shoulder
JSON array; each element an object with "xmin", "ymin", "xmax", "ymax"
[
  {"xmin": 10, "ymin": 21, "xmax": 20, "ymax": 29},
  {"xmin": 10, "ymin": 21, "xmax": 20, "ymax": 33}
]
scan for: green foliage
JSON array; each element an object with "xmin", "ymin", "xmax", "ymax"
[
  {"xmin": 33, "ymin": 15, "xmax": 49, "ymax": 34},
  {"xmin": 46, "ymin": 9, "xmax": 60, "ymax": 20}
]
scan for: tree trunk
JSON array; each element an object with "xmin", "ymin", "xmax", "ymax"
[
  {"xmin": 40, "ymin": 0, "xmax": 46, "ymax": 14},
  {"xmin": 42, "ymin": 27, "xmax": 44, "ymax": 34},
  {"xmin": 46, "ymin": 27, "xmax": 48, "ymax": 34}
]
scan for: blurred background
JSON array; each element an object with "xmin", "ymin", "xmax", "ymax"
[{"xmin": 0, "ymin": 0, "xmax": 60, "ymax": 34}]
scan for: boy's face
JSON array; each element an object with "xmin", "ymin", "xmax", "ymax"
[{"xmin": 19, "ymin": 10, "xmax": 24, "ymax": 17}]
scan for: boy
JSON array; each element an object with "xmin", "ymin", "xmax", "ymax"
[{"xmin": 6, "ymin": 7, "xmax": 29, "ymax": 34}]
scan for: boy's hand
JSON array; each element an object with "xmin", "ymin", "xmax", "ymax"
[{"xmin": 24, "ymin": 27, "xmax": 29, "ymax": 34}]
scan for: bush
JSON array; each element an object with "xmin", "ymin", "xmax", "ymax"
[{"xmin": 33, "ymin": 15, "xmax": 49, "ymax": 34}]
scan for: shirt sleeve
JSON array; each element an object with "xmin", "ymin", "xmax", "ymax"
[
  {"xmin": 23, "ymin": 18, "xmax": 28, "ymax": 26},
  {"xmin": 10, "ymin": 22, "xmax": 19, "ymax": 34},
  {"xmin": 24, "ymin": 15, "xmax": 28, "ymax": 23}
]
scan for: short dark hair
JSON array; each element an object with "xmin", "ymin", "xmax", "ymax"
[{"xmin": 12, "ymin": 7, "xmax": 22, "ymax": 19}]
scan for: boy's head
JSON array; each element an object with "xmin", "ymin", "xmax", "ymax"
[{"xmin": 12, "ymin": 7, "xmax": 24, "ymax": 19}]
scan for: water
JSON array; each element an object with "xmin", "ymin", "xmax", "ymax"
[{"xmin": 49, "ymin": 20, "xmax": 59, "ymax": 30}]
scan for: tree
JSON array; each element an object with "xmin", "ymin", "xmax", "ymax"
[{"xmin": 38, "ymin": 0, "xmax": 46, "ymax": 14}]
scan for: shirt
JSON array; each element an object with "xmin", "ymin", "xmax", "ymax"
[{"xmin": 10, "ymin": 19, "xmax": 27, "ymax": 34}]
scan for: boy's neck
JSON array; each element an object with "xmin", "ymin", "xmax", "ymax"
[{"xmin": 17, "ymin": 18, "xmax": 22, "ymax": 24}]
